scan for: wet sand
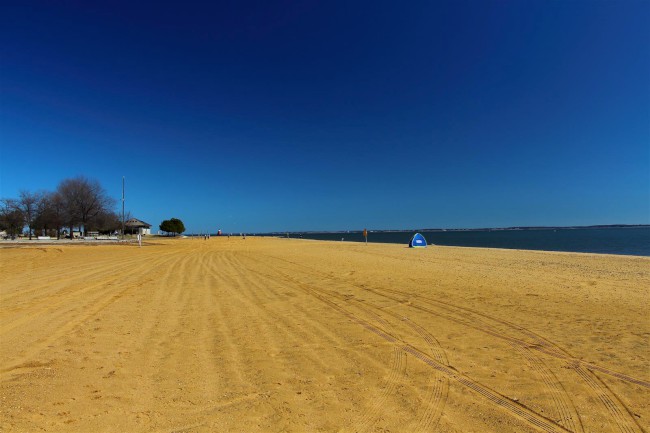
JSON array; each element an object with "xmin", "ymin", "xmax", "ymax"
[{"xmin": 1, "ymin": 237, "xmax": 648, "ymax": 432}]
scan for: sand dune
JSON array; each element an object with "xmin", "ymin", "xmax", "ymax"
[{"xmin": 1, "ymin": 238, "xmax": 648, "ymax": 432}]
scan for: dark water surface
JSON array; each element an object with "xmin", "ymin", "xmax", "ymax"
[{"xmin": 277, "ymin": 228, "xmax": 650, "ymax": 256}]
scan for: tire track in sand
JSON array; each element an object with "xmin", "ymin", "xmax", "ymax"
[
  {"xmin": 216, "ymin": 253, "xmax": 386, "ymax": 378},
  {"xmin": 255, "ymin": 253, "xmax": 585, "ymax": 431},
  {"xmin": 369, "ymin": 286, "xmax": 584, "ymax": 433},
  {"xmin": 368, "ymin": 286, "xmax": 643, "ymax": 433},
  {"xmin": 355, "ymin": 301, "xmax": 449, "ymax": 433},
  {"xmin": 258, "ymin": 252, "xmax": 647, "ymax": 432},
  {"xmin": 573, "ymin": 365, "xmax": 642, "ymax": 433},
  {"xmin": 0, "ymin": 247, "xmax": 178, "ymax": 336},
  {"xmin": 344, "ymin": 308, "xmax": 406, "ymax": 433},
  {"xmin": 510, "ymin": 344, "xmax": 583, "ymax": 433},
  {"xmin": 224, "ymin": 253, "xmax": 398, "ymax": 375},
  {"xmin": 122, "ymin": 246, "xmax": 204, "ymax": 428},
  {"xmin": 378, "ymin": 285, "xmax": 650, "ymax": 389},
  {"xmin": 299, "ymin": 278, "xmax": 571, "ymax": 433},
  {"xmin": 262, "ymin": 252, "xmax": 649, "ymax": 389},
  {"xmin": 241, "ymin": 253, "xmax": 567, "ymax": 433},
  {"xmin": 209, "ymin": 253, "xmax": 336, "ymax": 373},
  {"xmin": 219, "ymin": 253, "xmax": 419, "ymax": 431},
  {"xmin": 348, "ymin": 300, "xmax": 448, "ymax": 433},
  {"xmin": 1, "ymin": 250, "xmax": 180, "ymax": 375},
  {"xmin": 0, "ymin": 248, "xmax": 162, "ymax": 306},
  {"xmin": 315, "ymin": 279, "xmax": 573, "ymax": 433},
  {"xmin": 273, "ymin": 271, "xmax": 449, "ymax": 433}
]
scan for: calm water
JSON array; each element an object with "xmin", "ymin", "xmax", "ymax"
[{"xmin": 278, "ymin": 228, "xmax": 650, "ymax": 256}]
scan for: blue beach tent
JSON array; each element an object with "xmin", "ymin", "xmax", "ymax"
[{"xmin": 409, "ymin": 233, "xmax": 427, "ymax": 248}]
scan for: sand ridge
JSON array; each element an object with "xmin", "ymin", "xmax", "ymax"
[{"xmin": 1, "ymin": 238, "xmax": 648, "ymax": 432}]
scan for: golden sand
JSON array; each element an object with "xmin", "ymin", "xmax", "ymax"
[{"xmin": 1, "ymin": 237, "xmax": 648, "ymax": 432}]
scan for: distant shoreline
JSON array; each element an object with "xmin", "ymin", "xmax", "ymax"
[
  {"xmin": 262, "ymin": 226, "xmax": 650, "ymax": 257},
  {"xmin": 262, "ymin": 224, "xmax": 649, "ymax": 236}
]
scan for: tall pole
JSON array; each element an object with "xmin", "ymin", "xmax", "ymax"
[{"xmin": 122, "ymin": 176, "xmax": 125, "ymax": 240}]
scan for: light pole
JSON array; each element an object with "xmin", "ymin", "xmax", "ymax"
[{"xmin": 122, "ymin": 176, "xmax": 125, "ymax": 240}]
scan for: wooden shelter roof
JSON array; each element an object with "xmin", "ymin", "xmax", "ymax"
[{"xmin": 125, "ymin": 218, "xmax": 152, "ymax": 228}]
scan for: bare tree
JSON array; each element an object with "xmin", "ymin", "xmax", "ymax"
[
  {"xmin": 0, "ymin": 199, "xmax": 24, "ymax": 238},
  {"xmin": 34, "ymin": 191, "xmax": 66, "ymax": 239},
  {"xmin": 13, "ymin": 191, "xmax": 44, "ymax": 240},
  {"xmin": 57, "ymin": 176, "xmax": 116, "ymax": 237},
  {"xmin": 87, "ymin": 210, "xmax": 121, "ymax": 234}
]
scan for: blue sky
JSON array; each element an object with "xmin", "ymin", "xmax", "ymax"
[{"xmin": 1, "ymin": 1, "xmax": 648, "ymax": 233}]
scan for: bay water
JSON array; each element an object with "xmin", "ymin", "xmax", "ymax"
[{"xmin": 279, "ymin": 227, "xmax": 650, "ymax": 256}]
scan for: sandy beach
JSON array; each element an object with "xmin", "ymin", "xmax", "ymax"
[{"xmin": 1, "ymin": 237, "xmax": 648, "ymax": 432}]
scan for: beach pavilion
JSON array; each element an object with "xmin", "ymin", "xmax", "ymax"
[{"xmin": 125, "ymin": 218, "xmax": 152, "ymax": 235}]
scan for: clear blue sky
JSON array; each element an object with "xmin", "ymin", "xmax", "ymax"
[{"xmin": 1, "ymin": 1, "xmax": 648, "ymax": 233}]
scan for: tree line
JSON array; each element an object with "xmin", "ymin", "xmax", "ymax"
[{"xmin": 1, "ymin": 176, "xmax": 119, "ymax": 239}]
